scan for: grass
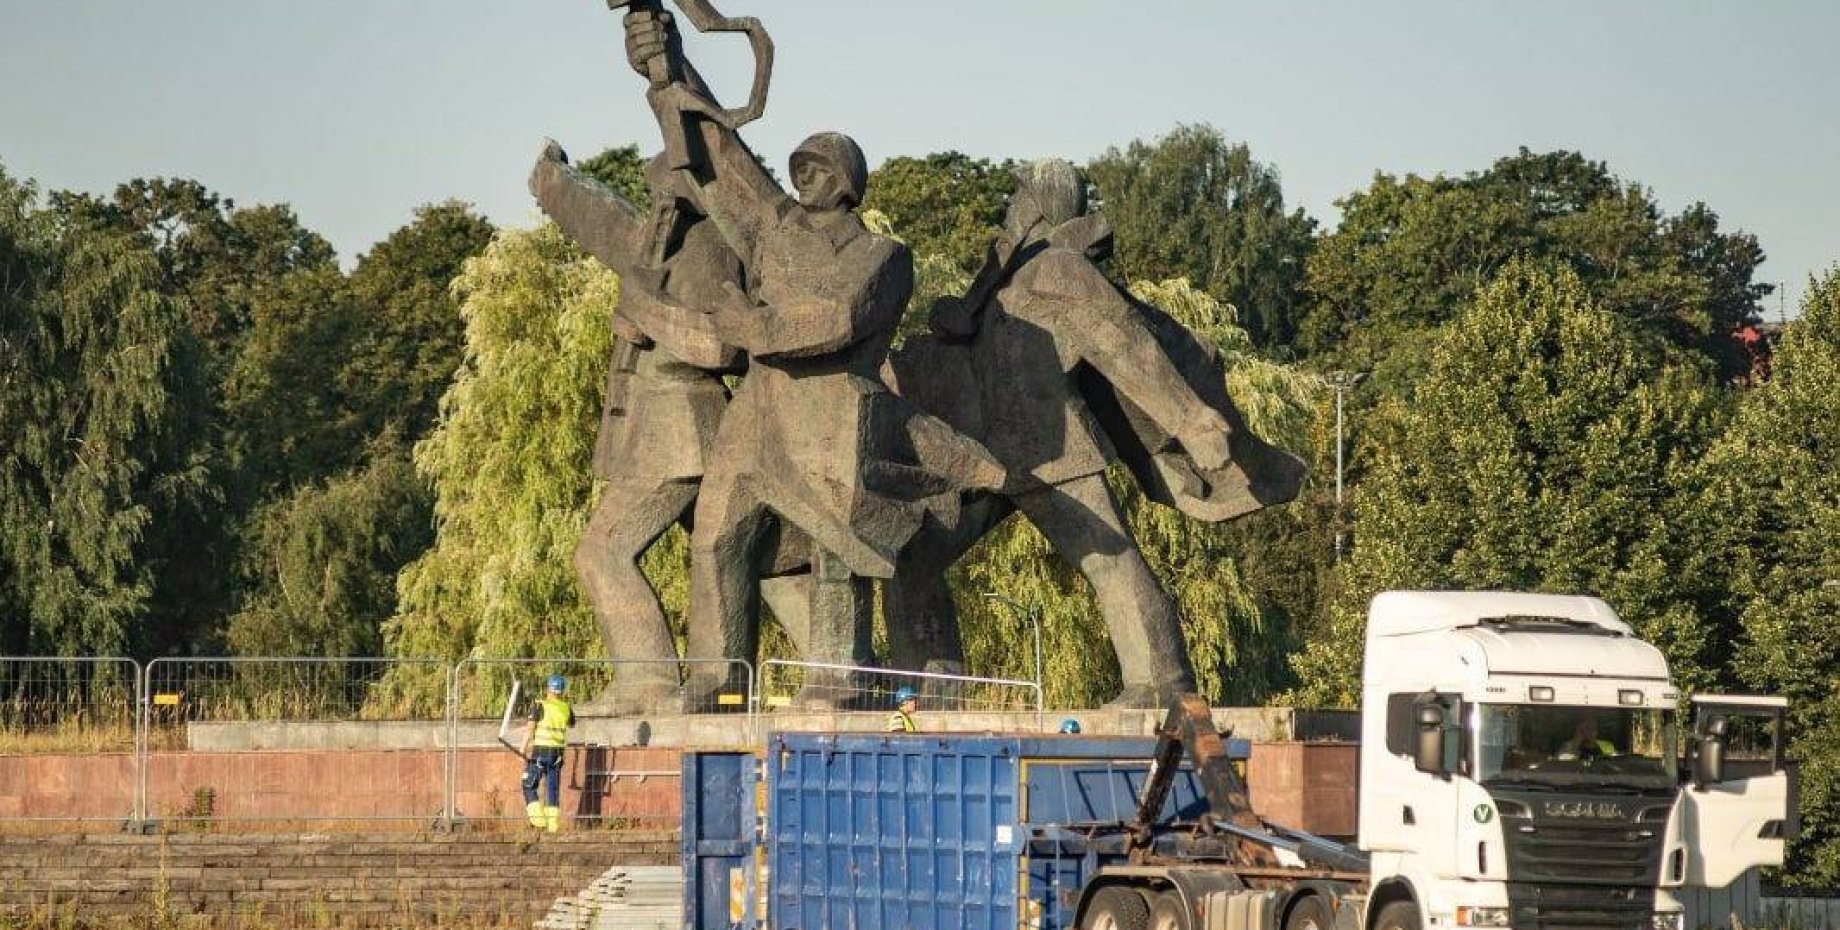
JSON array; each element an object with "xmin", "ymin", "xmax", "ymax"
[{"xmin": 0, "ymin": 721, "xmax": 139, "ymax": 755}]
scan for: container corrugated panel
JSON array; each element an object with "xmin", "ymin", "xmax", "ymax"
[
  {"xmin": 683, "ymin": 751, "xmax": 756, "ymax": 930},
  {"xmin": 765, "ymin": 733, "xmax": 1244, "ymax": 930}
]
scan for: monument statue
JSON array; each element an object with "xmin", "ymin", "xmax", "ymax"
[
  {"xmin": 883, "ymin": 160, "xmax": 1306, "ymax": 706},
  {"xmin": 532, "ymin": 2, "xmax": 1304, "ymax": 712},
  {"xmin": 628, "ymin": 8, "xmax": 1006, "ymax": 709},
  {"xmin": 530, "ymin": 148, "xmax": 739, "ymax": 713}
]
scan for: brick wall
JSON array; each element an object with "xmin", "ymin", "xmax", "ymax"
[{"xmin": 0, "ymin": 746, "xmax": 683, "ymax": 827}]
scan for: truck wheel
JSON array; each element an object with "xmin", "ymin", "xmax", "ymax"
[
  {"xmin": 1375, "ymin": 901, "xmax": 1422, "ymax": 930},
  {"xmin": 1286, "ymin": 895, "xmax": 1330, "ymax": 930},
  {"xmin": 1150, "ymin": 891, "xmax": 1190, "ymax": 930},
  {"xmin": 1084, "ymin": 886, "xmax": 1151, "ymax": 930}
]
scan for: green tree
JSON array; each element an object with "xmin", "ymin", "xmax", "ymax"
[
  {"xmin": 339, "ymin": 201, "xmax": 496, "ymax": 443},
  {"xmin": 0, "ymin": 166, "xmax": 205, "ymax": 656},
  {"xmin": 1087, "ymin": 125, "xmax": 1316, "ymax": 350},
  {"xmin": 863, "ymin": 152, "xmax": 1013, "ymax": 275},
  {"xmin": 219, "ymin": 265, "xmax": 364, "ymax": 499},
  {"xmin": 1290, "ymin": 261, "xmax": 1724, "ymax": 707},
  {"xmin": 378, "ymin": 225, "xmax": 614, "ymax": 706},
  {"xmin": 49, "ymin": 177, "xmax": 345, "ymax": 654},
  {"xmin": 575, "ymin": 145, "xmax": 651, "ymax": 213},
  {"xmin": 1300, "ymin": 149, "xmax": 1769, "ymax": 383},
  {"xmin": 1680, "ymin": 268, "xmax": 1840, "ymax": 883},
  {"xmin": 226, "ymin": 445, "xmax": 433, "ymax": 657}
]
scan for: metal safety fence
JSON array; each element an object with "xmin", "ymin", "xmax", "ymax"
[
  {"xmin": 0, "ymin": 657, "xmax": 142, "ymax": 827},
  {"xmin": 755, "ymin": 660, "xmax": 1044, "ymax": 732},
  {"xmin": 0, "ymin": 653, "xmax": 1041, "ymax": 830},
  {"xmin": 139, "ymin": 657, "xmax": 451, "ymax": 827},
  {"xmin": 444, "ymin": 658, "xmax": 753, "ymax": 831}
]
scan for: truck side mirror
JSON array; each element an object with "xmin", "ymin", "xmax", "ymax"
[
  {"xmin": 1694, "ymin": 714, "xmax": 1728, "ymax": 788},
  {"xmin": 1414, "ymin": 702, "xmax": 1447, "ymax": 775}
]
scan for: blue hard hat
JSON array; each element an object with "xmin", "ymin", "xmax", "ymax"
[
  {"xmin": 894, "ymin": 687, "xmax": 918, "ymax": 704},
  {"xmin": 1059, "ymin": 719, "xmax": 1082, "ymax": 734},
  {"xmin": 546, "ymin": 674, "xmax": 567, "ymax": 693}
]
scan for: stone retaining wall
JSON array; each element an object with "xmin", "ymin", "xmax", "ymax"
[
  {"xmin": 0, "ymin": 831, "xmax": 677, "ymax": 924},
  {"xmin": 0, "ymin": 746, "xmax": 682, "ymax": 828}
]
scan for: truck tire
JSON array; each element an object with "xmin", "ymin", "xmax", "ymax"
[
  {"xmin": 1085, "ymin": 886, "xmax": 1151, "ymax": 930},
  {"xmin": 1375, "ymin": 901, "xmax": 1422, "ymax": 930},
  {"xmin": 1286, "ymin": 894, "xmax": 1331, "ymax": 930},
  {"xmin": 1151, "ymin": 891, "xmax": 1189, "ymax": 930}
]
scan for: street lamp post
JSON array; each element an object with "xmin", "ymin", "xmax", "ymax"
[
  {"xmin": 983, "ymin": 592, "xmax": 1043, "ymax": 694},
  {"xmin": 1329, "ymin": 371, "xmax": 1368, "ymax": 561}
]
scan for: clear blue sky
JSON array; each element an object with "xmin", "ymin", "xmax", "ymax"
[{"xmin": 3, "ymin": 1, "xmax": 1835, "ymax": 316}]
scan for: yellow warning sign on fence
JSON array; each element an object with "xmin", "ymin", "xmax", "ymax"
[
  {"xmin": 153, "ymin": 693, "xmax": 181, "ymax": 707},
  {"xmin": 717, "ymin": 693, "xmax": 744, "ymax": 706}
]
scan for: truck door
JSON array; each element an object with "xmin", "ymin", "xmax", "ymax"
[{"xmin": 1678, "ymin": 696, "xmax": 1794, "ymax": 888}]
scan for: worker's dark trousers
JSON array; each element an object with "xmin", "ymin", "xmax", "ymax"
[{"xmin": 521, "ymin": 749, "xmax": 564, "ymax": 806}]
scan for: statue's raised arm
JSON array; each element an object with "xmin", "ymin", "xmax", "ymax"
[{"xmin": 623, "ymin": 7, "xmax": 789, "ymax": 265}]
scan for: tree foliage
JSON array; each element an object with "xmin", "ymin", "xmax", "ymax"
[
  {"xmin": 864, "ymin": 152, "xmax": 1013, "ymax": 276},
  {"xmin": 340, "ymin": 201, "xmax": 497, "ymax": 444},
  {"xmin": 378, "ymin": 225, "xmax": 615, "ymax": 704},
  {"xmin": 1087, "ymin": 125, "xmax": 1316, "ymax": 350},
  {"xmin": 1300, "ymin": 149, "xmax": 1770, "ymax": 384},
  {"xmin": 577, "ymin": 145, "xmax": 652, "ymax": 213},
  {"xmin": 1675, "ymin": 268, "xmax": 1840, "ymax": 883},
  {"xmin": 226, "ymin": 444, "xmax": 432, "ymax": 658},
  {"xmin": 0, "ymin": 166, "xmax": 206, "ymax": 656},
  {"xmin": 1290, "ymin": 261, "xmax": 1724, "ymax": 706}
]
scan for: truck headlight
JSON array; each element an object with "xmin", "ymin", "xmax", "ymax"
[
  {"xmin": 1456, "ymin": 907, "xmax": 1511, "ymax": 927},
  {"xmin": 1652, "ymin": 913, "xmax": 1684, "ymax": 930}
]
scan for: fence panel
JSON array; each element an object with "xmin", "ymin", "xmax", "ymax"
[
  {"xmin": 0, "ymin": 657, "xmax": 141, "ymax": 828},
  {"xmin": 139, "ymin": 657, "xmax": 448, "ymax": 827},
  {"xmin": 446, "ymin": 658, "xmax": 752, "ymax": 831},
  {"xmin": 755, "ymin": 660, "xmax": 1044, "ymax": 732}
]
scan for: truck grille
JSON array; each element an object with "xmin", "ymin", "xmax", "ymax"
[
  {"xmin": 1490, "ymin": 788, "xmax": 1672, "ymax": 930},
  {"xmin": 1495, "ymin": 791, "xmax": 1667, "ymax": 885},
  {"xmin": 1506, "ymin": 819, "xmax": 1660, "ymax": 883},
  {"xmin": 1503, "ymin": 882, "xmax": 1656, "ymax": 930}
]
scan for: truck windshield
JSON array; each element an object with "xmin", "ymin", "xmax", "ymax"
[{"xmin": 1477, "ymin": 704, "xmax": 1677, "ymax": 789}]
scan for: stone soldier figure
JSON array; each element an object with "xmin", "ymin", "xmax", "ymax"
[
  {"xmin": 529, "ymin": 147, "xmax": 747, "ymax": 713},
  {"xmin": 884, "ymin": 160, "xmax": 1306, "ymax": 707},
  {"xmin": 623, "ymin": 10, "xmax": 1005, "ymax": 708}
]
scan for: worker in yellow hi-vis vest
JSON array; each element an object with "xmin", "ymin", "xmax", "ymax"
[
  {"xmin": 520, "ymin": 674, "xmax": 574, "ymax": 832},
  {"xmin": 885, "ymin": 686, "xmax": 918, "ymax": 733}
]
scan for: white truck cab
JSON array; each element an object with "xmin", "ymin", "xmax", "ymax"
[{"xmin": 1357, "ymin": 591, "xmax": 1793, "ymax": 930}]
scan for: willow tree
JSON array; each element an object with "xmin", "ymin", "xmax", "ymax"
[
  {"xmin": 376, "ymin": 226, "xmax": 616, "ymax": 709},
  {"xmin": 1289, "ymin": 261, "xmax": 1724, "ymax": 708},
  {"xmin": 0, "ymin": 166, "xmax": 202, "ymax": 657}
]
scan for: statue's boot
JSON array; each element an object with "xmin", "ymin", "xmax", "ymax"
[
  {"xmin": 1105, "ymin": 678, "xmax": 1196, "ymax": 711},
  {"xmin": 580, "ymin": 678, "xmax": 684, "ymax": 718}
]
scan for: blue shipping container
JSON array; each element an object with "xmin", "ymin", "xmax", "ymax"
[
  {"xmin": 680, "ymin": 732, "xmax": 1248, "ymax": 930},
  {"xmin": 683, "ymin": 750, "xmax": 757, "ymax": 930}
]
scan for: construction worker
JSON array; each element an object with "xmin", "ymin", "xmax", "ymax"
[
  {"xmin": 886, "ymin": 687, "xmax": 919, "ymax": 733},
  {"xmin": 520, "ymin": 674, "xmax": 574, "ymax": 832}
]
